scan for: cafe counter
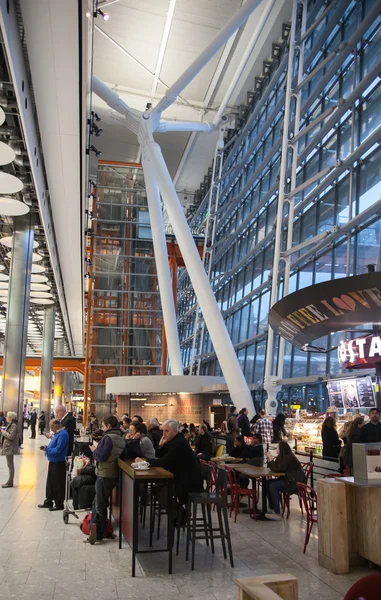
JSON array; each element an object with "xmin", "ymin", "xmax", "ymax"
[{"xmin": 318, "ymin": 476, "xmax": 381, "ymax": 574}]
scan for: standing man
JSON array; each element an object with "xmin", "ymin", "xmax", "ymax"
[
  {"xmin": 359, "ymin": 408, "xmax": 381, "ymax": 442},
  {"xmin": 38, "ymin": 411, "xmax": 46, "ymax": 435},
  {"xmin": 55, "ymin": 404, "xmax": 76, "ymax": 456},
  {"xmin": 30, "ymin": 409, "xmax": 37, "ymax": 439},
  {"xmin": 254, "ymin": 409, "xmax": 273, "ymax": 447},
  {"xmin": 38, "ymin": 419, "xmax": 69, "ymax": 510},
  {"xmin": 237, "ymin": 408, "xmax": 251, "ymax": 437},
  {"xmin": 87, "ymin": 415, "xmax": 125, "ymax": 544}
]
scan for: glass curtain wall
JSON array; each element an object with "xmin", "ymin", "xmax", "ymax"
[
  {"xmin": 89, "ymin": 164, "xmax": 162, "ymax": 403},
  {"xmin": 178, "ymin": 0, "xmax": 381, "ymax": 404}
]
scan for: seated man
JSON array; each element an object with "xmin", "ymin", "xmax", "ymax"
[
  {"xmin": 38, "ymin": 419, "xmax": 69, "ymax": 511},
  {"xmin": 195, "ymin": 423, "xmax": 215, "ymax": 461},
  {"xmin": 241, "ymin": 433, "xmax": 264, "ymax": 466},
  {"xmin": 137, "ymin": 418, "xmax": 203, "ymax": 510}
]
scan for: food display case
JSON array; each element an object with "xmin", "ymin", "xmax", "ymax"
[{"xmin": 286, "ymin": 415, "xmax": 350, "ymax": 457}]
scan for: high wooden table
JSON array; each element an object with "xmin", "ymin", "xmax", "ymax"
[
  {"xmin": 318, "ymin": 477, "xmax": 381, "ymax": 574},
  {"xmin": 210, "ymin": 456, "xmax": 242, "ymax": 463},
  {"xmin": 116, "ymin": 459, "xmax": 174, "ymax": 577},
  {"xmin": 232, "ymin": 465, "xmax": 285, "ymax": 517}
]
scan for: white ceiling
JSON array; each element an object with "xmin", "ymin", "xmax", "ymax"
[
  {"xmin": 19, "ymin": 0, "xmax": 85, "ymax": 356},
  {"xmin": 93, "ymin": 0, "xmax": 292, "ymax": 191},
  {"xmin": 17, "ymin": 0, "xmax": 292, "ymax": 357}
]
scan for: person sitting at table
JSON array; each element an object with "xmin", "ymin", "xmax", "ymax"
[
  {"xmin": 135, "ymin": 418, "xmax": 203, "ymax": 514},
  {"xmin": 147, "ymin": 417, "xmax": 163, "ymax": 449},
  {"xmin": 125, "ymin": 421, "xmax": 155, "ymax": 460},
  {"xmin": 241, "ymin": 434, "xmax": 264, "ymax": 466},
  {"xmin": 265, "ymin": 441, "xmax": 305, "ymax": 521},
  {"xmin": 195, "ymin": 423, "xmax": 215, "ymax": 460},
  {"xmin": 230, "ymin": 435, "xmax": 246, "ymax": 458}
]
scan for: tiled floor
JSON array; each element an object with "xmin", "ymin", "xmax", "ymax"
[{"xmin": 0, "ymin": 437, "xmax": 373, "ymax": 599}]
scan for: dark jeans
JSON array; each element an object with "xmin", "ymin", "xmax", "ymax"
[
  {"xmin": 30, "ymin": 424, "xmax": 36, "ymax": 439},
  {"xmin": 91, "ymin": 476, "xmax": 117, "ymax": 540},
  {"xmin": 267, "ymin": 478, "xmax": 286, "ymax": 514},
  {"xmin": 46, "ymin": 461, "xmax": 66, "ymax": 507}
]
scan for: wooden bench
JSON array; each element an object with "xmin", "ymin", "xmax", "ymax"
[{"xmin": 236, "ymin": 575, "xmax": 298, "ymax": 600}]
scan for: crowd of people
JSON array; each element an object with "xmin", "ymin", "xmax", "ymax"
[
  {"xmin": 1, "ymin": 404, "xmax": 381, "ymax": 542},
  {"xmin": 321, "ymin": 407, "xmax": 381, "ymax": 473}
]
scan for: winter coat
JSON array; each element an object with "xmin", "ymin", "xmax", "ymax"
[{"xmin": 1, "ymin": 420, "xmax": 20, "ymax": 456}]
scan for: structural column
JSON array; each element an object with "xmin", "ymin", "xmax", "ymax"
[
  {"xmin": 1, "ymin": 213, "xmax": 34, "ymax": 427},
  {"xmin": 53, "ymin": 372, "xmax": 63, "ymax": 409},
  {"xmin": 39, "ymin": 306, "xmax": 55, "ymax": 427}
]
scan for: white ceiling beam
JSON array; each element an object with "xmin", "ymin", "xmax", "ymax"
[
  {"xmin": 150, "ymin": 0, "xmax": 177, "ymax": 101},
  {"xmin": 95, "ymin": 24, "xmax": 195, "ymax": 110}
]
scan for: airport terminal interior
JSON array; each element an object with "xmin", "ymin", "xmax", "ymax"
[{"xmin": 1, "ymin": 0, "xmax": 381, "ymax": 598}]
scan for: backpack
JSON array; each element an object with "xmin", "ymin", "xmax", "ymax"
[{"xmin": 80, "ymin": 513, "xmax": 114, "ymax": 539}]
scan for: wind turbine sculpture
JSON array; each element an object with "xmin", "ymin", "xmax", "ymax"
[{"xmin": 93, "ymin": 0, "xmax": 266, "ymax": 413}]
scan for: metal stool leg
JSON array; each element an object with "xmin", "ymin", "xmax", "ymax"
[
  {"xmin": 206, "ymin": 504, "xmax": 215, "ymax": 554},
  {"xmin": 185, "ymin": 501, "xmax": 191, "ymax": 561},
  {"xmin": 216, "ymin": 504, "xmax": 227, "ymax": 559},
  {"xmin": 222, "ymin": 504, "xmax": 234, "ymax": 568},
  {"xmin": 201, "ymin": 504, "xmax": 209, "ymax": 547},
  {"xmin": 191, "ymin": 501, "xmax": 197, "ymax": 571}
]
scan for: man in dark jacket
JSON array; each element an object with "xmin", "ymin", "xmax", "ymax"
[
  {"xmin": 359, "ymin": 408, "xmax": 381, "ymax": 443},
  {"xmin": 30, "ymin": 409, "xmax": 37, "ymax": 439},
  {"xmin": 147, "ymin": 417, "xmax": 163, "ymax": 450},
  {"xmin": 137, "ymin": 419, "xmax": 203, "ymax": 506},
  {"xmin": 237, "ymin": 408, "xmax": 251, "ymax": 437},
  {"xmin": 56, "ymin": 405, "xmax": 76, "ymax": 456},
  {"xmin": 195, "ymin": 423, "xmax": 215, "ymax": 460},
  {"xmin": 87, "ymin": 415, "xmax": 125, "ymax": 544}
]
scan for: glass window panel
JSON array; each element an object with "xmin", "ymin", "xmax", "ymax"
[
  {"xmin": 239, "ymin": 303, "xmax": 250, "ymax": 340},
  {"xmin": 247, "ymin": 298, "xmax": 259, "ymax": 338},
  {"xmin": 258, "ymin": 291, "xmax": 270, "ymax": 334}
]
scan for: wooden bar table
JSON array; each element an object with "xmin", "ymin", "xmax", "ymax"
[
  {"xmin": 210, "ymin": 456, "xmax": 242, "ymax": 464},
  {"xmin": 116, "ymin": 459, "xmax": 174, "ymax": 577},
  {"xmin": 233, "ymin": 465, "xmax": 285, "ymax": 518}
]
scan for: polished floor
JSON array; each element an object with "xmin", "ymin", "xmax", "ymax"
[{"xmin": 0, "ymin": 436, "xmax": 372, "ymax": 600}]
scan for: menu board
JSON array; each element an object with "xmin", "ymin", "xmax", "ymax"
[
  {"xmin": 327, "ymin": 380, "xmax": 344, "ymax": 408},
  {"xmin": 340, "ymin": 379, "xmax": 360, "ymax": 408},
  {"xmin": 356, "ymin": 376, "xmax": 376, "ymax": 408}
]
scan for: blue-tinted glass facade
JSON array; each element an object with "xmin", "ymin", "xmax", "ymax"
[{"xmin": 178, "ymin": 0, "xmax": 381, "ymax": 407}]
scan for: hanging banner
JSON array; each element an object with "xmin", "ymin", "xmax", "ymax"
[{"xmin": 268, "ymin": 272, "xmax": 381, "ymax": 348}]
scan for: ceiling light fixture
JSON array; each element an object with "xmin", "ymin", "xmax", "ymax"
[
  {"xmin": 88, "ymin": 145, "xmax": 102, "ymax": 158},
  {"xmin": 0, "ymin": 196, "xmax": 29, "ymax": 216},
  {"xmin": 96, "ymin": 8, "xmax": 109, "ymax": 20}
]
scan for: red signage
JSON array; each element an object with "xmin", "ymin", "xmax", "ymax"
[{"xmin": 338, "ymin": 335, "xmax": 381, "ymax": 369}]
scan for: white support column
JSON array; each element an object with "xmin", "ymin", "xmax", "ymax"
[
  {"xmin": 142, "ymin": 152, "xmax": 183, "ymax": 375},
  {"xmin": 144, "ymin": 136, "xmax": 253, "ymax": 413},
  {"xmin": 263, "ymin": 0, "xmax": 299, "ymax": 415}
]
